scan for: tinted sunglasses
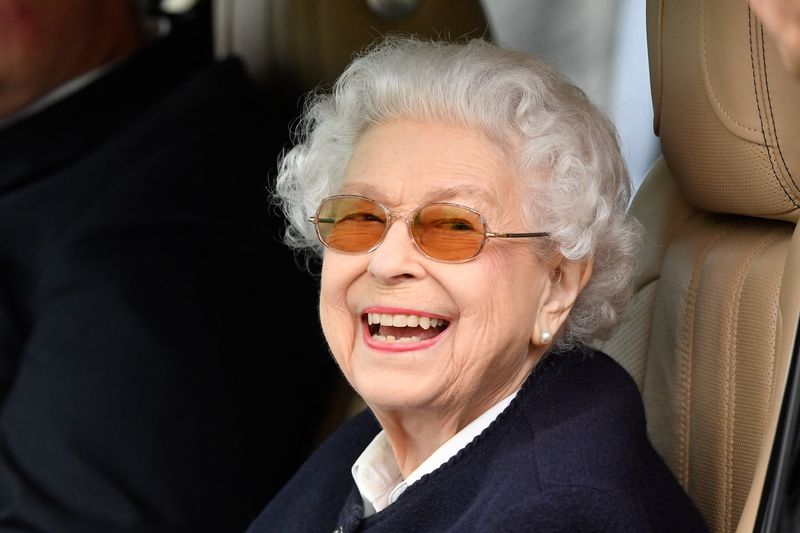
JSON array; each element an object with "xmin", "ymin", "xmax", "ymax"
[{"xmin": 308, "ymin": 195, "xmax": 550, "ymax": 263}]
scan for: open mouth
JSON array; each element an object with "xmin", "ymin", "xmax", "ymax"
[{"xmin": 365, "ymin": 312, "xmax": 450, "ymax": 344}]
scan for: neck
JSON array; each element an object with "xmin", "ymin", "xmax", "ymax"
[
  {"xmin": 369, "ymin": 348, "xmax": 540, "ymax": 478},
  {"xmin": 374, "ymin": 409, "xmax": 462, "ymax": 478}
]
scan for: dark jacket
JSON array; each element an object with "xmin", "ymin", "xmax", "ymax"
[
  {"xmin": 247, "ymin": 347, "xmax": 710, "ymax": 533},
  {"xmin": 0, "ymin": 29, "xmax": 338, "ymax": 532}
]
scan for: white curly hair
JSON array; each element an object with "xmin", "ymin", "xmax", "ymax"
[{"xmin": 272, "ymin": 35, "xmax": 643, "ymax": 349}]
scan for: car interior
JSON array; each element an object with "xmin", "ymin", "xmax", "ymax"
[{"xmin": 208, "ymin": 1, "xmax": 800, "ymax": 531}]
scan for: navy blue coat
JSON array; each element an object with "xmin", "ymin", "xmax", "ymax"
[{"xmin": 247, "ymin": 347, "xmax": 709, "ymax": 532}]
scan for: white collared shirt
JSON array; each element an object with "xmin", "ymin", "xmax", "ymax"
[{"xmin": 351, "ymin": 390, "xmax": 519, "ymax": 518}]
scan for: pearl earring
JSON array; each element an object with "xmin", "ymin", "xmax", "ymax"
[{"xmin": 541, "ymin": 331, "xmax": 552, "ymax": 344}]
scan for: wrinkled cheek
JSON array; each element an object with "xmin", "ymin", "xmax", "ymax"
[
  {"xmin": 457, "ymin": 315, "xmax": 523, "ymax": 367},
  {"xmin": 319, "ymin": 287, "xmax": 357, "ymax": 371}
]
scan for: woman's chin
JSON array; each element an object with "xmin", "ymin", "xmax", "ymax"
[
  {"xmin": 352, "ymin": 371, "xmax": 441, "ymax": 414},
  {"xmin": 339, "ymin": 321, "xmax": 459, "ymax": 417}
]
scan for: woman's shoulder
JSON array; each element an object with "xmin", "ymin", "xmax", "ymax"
[
  {"xmin": 491, "ymin": 346, "xmax": 709, "ymax": 531},
  {"xmin": 521, "ymin": 344, "xmax": 644, "ymax": 429},
  {"xmin": 515, "ymin": 345, "xmax": 651, "ymax": 485}
]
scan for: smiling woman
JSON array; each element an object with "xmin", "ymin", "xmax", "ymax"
[{"xmin": 245, "ymin": 35, "xmax": 710, "ymax": 532}]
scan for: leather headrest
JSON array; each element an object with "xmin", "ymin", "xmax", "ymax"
[
  {"xmin": 213, "ymin": 0, "xmax": 490, "ymax": 91},
  {"xmin": 647, "ymin": 0, "xmax": 800, "ymax": 222}
]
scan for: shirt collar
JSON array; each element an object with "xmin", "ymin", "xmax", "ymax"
[{"xmin": 351, "ymin": 389, "xmax": 519, "ymax": 517}]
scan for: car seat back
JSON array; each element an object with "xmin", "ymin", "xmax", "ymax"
[{"xmin": 596, "ymin": 1, "xmax": 800, "ymax": 531}]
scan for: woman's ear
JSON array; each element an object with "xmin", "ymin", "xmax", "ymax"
[{"xmin": 532, "ymin": 256, "xmax": 593, "ymax": 346}]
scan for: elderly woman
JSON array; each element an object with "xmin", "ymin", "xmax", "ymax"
[{"xmin": 246, "ymin": 37, "xmax": 708, "ymax": 532}]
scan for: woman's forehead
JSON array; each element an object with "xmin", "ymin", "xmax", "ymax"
[
  {"xmin": 340, "ymin": 120, "xmax": 521, "ymax": 208},
  {"xmin": 347, "ymin": 120, "xmax": 509, "ymax": 172}
]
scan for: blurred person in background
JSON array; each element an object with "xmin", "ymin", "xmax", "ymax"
[{"xmin": 0, "ymin": 0, "xmax": 338, "ymax": 530}]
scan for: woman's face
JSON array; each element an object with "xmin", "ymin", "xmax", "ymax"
[{"xmin": 319, "ymin": 119, "xmax": 555, "ymax": 424}]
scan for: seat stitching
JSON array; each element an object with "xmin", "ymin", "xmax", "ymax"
[
  {"xmin": 638, "ymin": 281, "xmax": 659, "ymax": 397},
  {"xmin": 702, "ymin": 2, "xmax": 759, "ymax": 133},
  {"xmin": 760, "ymin": 25, "xmax": 800, "ymax": 197},
  {"xmin": 677, "ymin": 224, "xmax": 730, "ymax": 489},
  {"xmin": 749, "ymin": 7, "xmax": 800, "ymax": 209},
  {"xmin": 721, "ymin": 228, "xmax": 783, "ymax": 532}
]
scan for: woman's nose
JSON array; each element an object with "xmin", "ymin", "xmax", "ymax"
[{"xmin": 366, "ymin": 218, "xmax": 427, "ymax": 281}]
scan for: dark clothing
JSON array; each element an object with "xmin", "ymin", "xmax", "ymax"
[
  {"xmin": 0, "ymin": 31, "xmax": 338, "ymax": 532},
  {"xmin": 247, "ymin": 347, "xmax": 709, "ymax": 533}
]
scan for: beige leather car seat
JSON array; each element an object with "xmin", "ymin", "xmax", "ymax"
[{"xmin": 595, "ymin": 1, "xmax": 800, "ymax": 532}]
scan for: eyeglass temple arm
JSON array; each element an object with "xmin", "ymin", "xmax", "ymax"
[{"xmin": 487, "ymin": 231, "xmax": 550, "ymax": 239}]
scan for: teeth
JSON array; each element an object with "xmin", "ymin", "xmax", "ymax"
[
  {"xmin": 366, "ymin": 312, "xmax": 447, "ymax": 328},
  {"xmin": 371, "ymin": 334, "xmax": 422, "ymax": 343}
]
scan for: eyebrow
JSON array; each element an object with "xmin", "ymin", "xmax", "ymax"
[{"xmin": 338, "ymin": 182, "xmax": 495, "ymax": 208}]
